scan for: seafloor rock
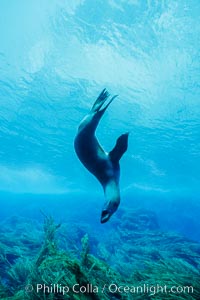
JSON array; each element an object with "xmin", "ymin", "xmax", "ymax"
[{"xmin": 117, "ymin": 208, "xmax": 160, "ymax": 231}]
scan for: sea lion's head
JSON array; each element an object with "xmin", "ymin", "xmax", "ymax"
[
  {"xmin": 101, "ymin": 179, "xmax": 120, "ymax": 223},
  {"xmin": 100, "ymin": 198, "xmax": 119, "ymax": 223}
]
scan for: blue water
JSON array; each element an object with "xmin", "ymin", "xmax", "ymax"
[{"xmin": 0, "ymin": 0, "xmax": 200, "ymax": 241}]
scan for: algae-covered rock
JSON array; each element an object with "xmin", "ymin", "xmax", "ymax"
[
  {"xmin": 0, "ymin": 216, "xmax": 123, "ymax": 299},
  {"xmin": 0, "ymin": 210, "xmax": 200, "ymax": 299}
]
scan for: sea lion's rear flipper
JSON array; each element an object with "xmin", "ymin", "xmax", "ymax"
[
  {"xmin": 91, "ymin": 89, "xmax": 118, "ymax": 115},
  {"xmin": 91, "ymin": 89, "xmax": 109, "ymax": 112},
  {"xmin": 109, "ymin": 133, "xmax": 129, "ymax": 163}
]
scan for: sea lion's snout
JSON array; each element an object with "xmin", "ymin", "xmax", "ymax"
[{"xmin": 101, "ymin": 209, "xmax": 112, "ymax": 223}]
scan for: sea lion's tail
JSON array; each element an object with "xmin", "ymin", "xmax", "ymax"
[{"xmin": 109, "ymin": 133, "xmax": 129, "ymax": 163}]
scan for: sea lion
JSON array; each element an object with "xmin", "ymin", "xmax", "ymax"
[{"xmin": 74, "ymin": 89, "xmax": 128, "ymax": 223}]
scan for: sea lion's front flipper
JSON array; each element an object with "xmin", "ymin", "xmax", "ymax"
[{"xmin": 109, "ymin": 133, "xmax": 129, "ymax": 163}]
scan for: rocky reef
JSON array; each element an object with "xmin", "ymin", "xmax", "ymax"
[{"xmin": 0, "ymin": 209, "xmax": 200, "ymax": 299}]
